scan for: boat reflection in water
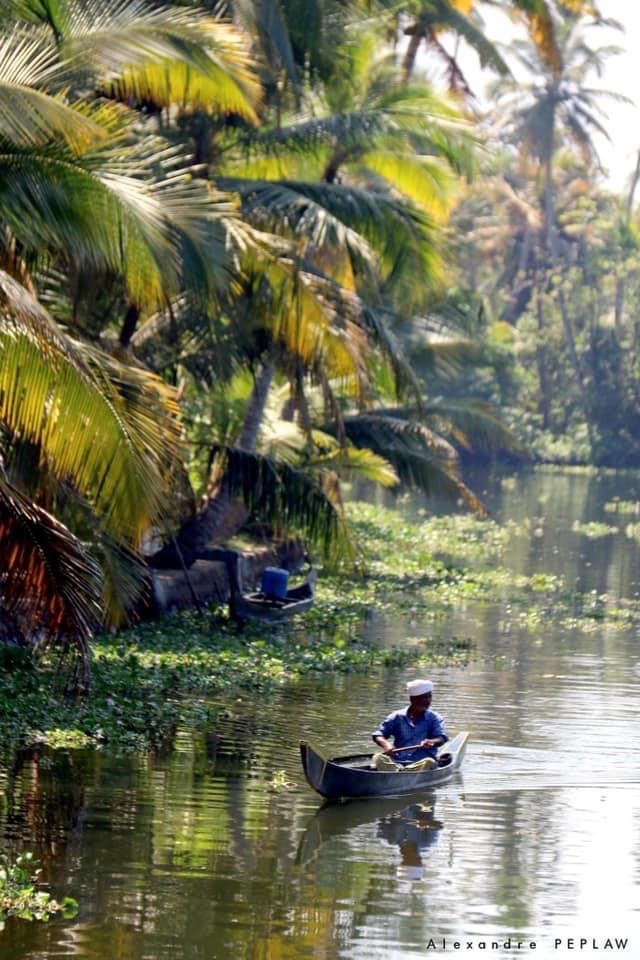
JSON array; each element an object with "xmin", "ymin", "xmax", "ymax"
[
  {"xmin": 377, "ymin": 796, "xmax": 443, "ymax": 881},
  {"xmin": 297, "ymin": 791, "xmax": 444, "ymax": 881}
]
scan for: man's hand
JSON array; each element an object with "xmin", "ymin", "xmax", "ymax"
[{"xmin": 420, "ymin": 738, "xmax": 437, "ymax": 749}]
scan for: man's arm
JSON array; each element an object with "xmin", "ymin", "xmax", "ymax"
[
  {"xmin": 422, "ymin": 713, "xmax": 448, "ymax": 749},
  {"xmin": 372, "ymin": 714, "xmax": 397, "ymax": 754},
  {"xmin": 418, "ymin": 735, "xmax": 446, "ymax": 749},
  {"xmin": 373, "ymin": 735, "xmax": 396, "ymax": 755}
]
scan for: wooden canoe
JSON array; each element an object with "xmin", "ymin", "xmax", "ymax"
[
  {"xmin": 199, "ymin": 547, "xmax": 316, "ymax": 623},
  {"xmin": 231, "ymin": 569, "xmax": 317, "ymax": 623},
  {"xmin": 300, "ymin": 731, "xmax": 468, "ymax": 800}
]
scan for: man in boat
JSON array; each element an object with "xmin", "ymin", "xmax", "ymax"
[{"xmin": 371, "ymin": 679, "xmax": 448, "ymax": 772}]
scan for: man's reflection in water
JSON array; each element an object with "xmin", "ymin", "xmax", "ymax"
[{"xmin": 377, "ymin": 799, "xmax": 443, "ymax": 881}]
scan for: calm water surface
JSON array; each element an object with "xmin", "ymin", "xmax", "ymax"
[{"xmin": 2, "ymin": 468, "xmax": 640, "ymax": 960}]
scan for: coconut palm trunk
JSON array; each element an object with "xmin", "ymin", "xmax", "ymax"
[
  {"xmin": 535, "ymin": 286, "xmax": 551, "ymax": 429},
  {"xmin": 403, "ymin": 22, "xmax": 425, "ymax": 81},
  {"xmin": 543, "ymin": 150, "xmax": 590, "ymax": 426},
  {"xmin": 538, "ymin": 122, "xmax": 594, "ymax": 439},
  {"xmin": 149, "ymin": 359, "xmax": 275, "ymax": 569},
  {"xmin": 614, "ymin": 151, "xmax": 640, "ymax": 336}
]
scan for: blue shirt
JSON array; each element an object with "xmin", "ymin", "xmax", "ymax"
[{"xmin": 372, "ymin": 707, "xmax": 448, "ymax": 764}]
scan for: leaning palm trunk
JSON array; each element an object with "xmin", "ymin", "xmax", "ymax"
[
  {"xmin": 235, "ymin": 360, "xmax": 275, "ymax": 452},
  {"xmin": 149, "ymin": 361, "xmax": 275, "ymax": 569}
]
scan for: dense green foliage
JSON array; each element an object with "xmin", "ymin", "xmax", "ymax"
[
  {"xmin": 453, "ymin": 17, "xmax": 640, "ymax": 467},
  {"xmin": 2, "ymin": 3, "xmax": 638, "ymax": 936},
  {"xmin": 1, "ymin": 0, "xmax": 637, "ymax": 662},
  {"xmin": 3, "ymin": 495, "xmax": 639, "ymax": 763}
]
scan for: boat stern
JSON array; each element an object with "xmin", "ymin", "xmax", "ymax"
[{"xmin": 300, "ymin": 740, "xmax": 331, "ymax": 797}]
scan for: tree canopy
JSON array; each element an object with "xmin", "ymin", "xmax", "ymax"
[{"xmin": 0, "ymin": 0, "xmax": 635, "ymax": 671}]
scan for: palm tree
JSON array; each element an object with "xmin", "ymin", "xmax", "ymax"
[
  {"xmin": 2, "ymin": 0, "xmax": 263, "ymax": 344},
  {"xmin": 489, "ymin": 15, "xmax": 625, "ymax": 424},
  {"xmin": 0, "ymin": 2, "xmax": 264, "ymax": 661},
  {"xmin": 144, "ymin": 32, "xmax": 483, "ymax": 566},
  {"xmin": 395, "ymin": 0, "xmax": 602, "ymax": 83},
  {"xmin": 15, "ymin": 0, "xmax": 261, "ymax": 118},
  {"xmin": 393, "ymin": 0, "xmax": 508, "ymax": 87},
  {"xmin": 500, "ymin": 0, "xmax": 602, "ymax": 76},
  {"xmin": 0, "ymin": 268, "xmax": 185, "ymax": 680},
  {"xmin": 219, "ymin": 31, "xmax": 477, "ymax": 300}
]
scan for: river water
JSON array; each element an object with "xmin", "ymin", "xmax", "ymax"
[{"xmin": 2, "ymin": 467, "xmax": 640, "ymax": 960}]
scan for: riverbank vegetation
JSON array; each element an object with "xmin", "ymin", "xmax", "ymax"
[
  {"xmin": 3, "ymin": 498, "xmax": 639, "ymax": 765},
  {"xmin": 2, "ymin": 0, "xmax": 639, "ymax": 670}
]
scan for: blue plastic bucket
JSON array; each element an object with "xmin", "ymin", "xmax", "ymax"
[{"xmin": 261, "ymin": 567, "xmax": 289, "ymax": 599}]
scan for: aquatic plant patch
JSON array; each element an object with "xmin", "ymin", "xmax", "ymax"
[
  {"xmin": 0, "ymin": 853, "xmax": 77, "ymax": 928},
  {"xmin": 570, "ymin": 520, "xmax": 619, "ymax": 538},
  {"xmin": 0, "ymin": 605, "xmax": 421, "ymax": 764},
  {"xmin": 2, "ymin": 501, "xmax": 640, "ymax": 763},
  {"xmin": 604, "ymin": 499, "xmax": 640, "ymax": 515}
]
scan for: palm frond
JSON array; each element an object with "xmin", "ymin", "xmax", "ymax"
[
  {"xmin": 247, "ymin": 95, "xmax": 472, "ymax": 159},
  {"xmin": 405, "ymin": 335, "xmax": 486, "ymax": 381},
  {"xmin": 0, "ymin": 270, "xmax": 182, "ymax": 545},
  {"xmin": 306, "ymin": 436, "xmax": 399, "ymax": 488},
  {"xmin": 212, "ymin": 444, "xmax": 356, "ymax": 563},
  {"xmin": 233, "ymin": 0, "xmax": 300, "ymax": 96},
  {"xmin": 423, "ymin": 398, "xmax": 524, "ymax": 455},
  {"xmin": 98, "ymin": 533, "xmax": 149, "ymax": 628},
  {"xmin": 217, "ymin": 176, "xmax": 379, "ymax": 276},
  {"xmin": 0, "ymin": 28, "xmax": 106, "ymax": 149},
  {"xmin": 0, "ymin": 135, "xmax": 227, "ymax": 307},
  {"xmin": 394, "ymin": 295, "xmax": 491, "ymax": 383},
  {"xmin": 427, "ymin": 287, "xmax": 488, "ymax": 335},
  {"xmin": 359, "ymin": 304, "xmax": 424, "ymax": 405},
  {"xmin": 358, "ymin": 151, "xmax": 457, "ymax": 218},
  {"xmin": 258, "ymin": 418, "xmax": 308, "ymax": 464},
  {"xmin": 329, "ymin": 412, "xmax": 487, "ymax": 514},
  {"xmin": 109, "ymin": 58, "xmax": 259, "ymax": 119},
  {"xmin": 235, "ymin": 250, "xmax": 372, "ymax": 379},
  {"xmin": 74, "ymin": 341, "xmax": 184, "ymax": 539},
  {"xmin": 408, "ymin": 2, "xmax": 509, "ymax": 77},
  {"xmin": 257, "ymin": 411, "xmax": 400, "ymax": 487},
  {"xmin": 220, "ymin": 177, "xmax": 443, "ymax": 294},
  {"xmin": 9, "ymin": 0, "xmax": 69, "ymax": 34},
  {"xmin": 509, "ymin": 0, "xmax": 562, "ymax": 75},
  {"xmin": 55, "ymin": 0, "xmax": 261, "ymax": 119},
  {"xmin": 275, "ymin": 0, "xmax": 341, "ymax": 82},
  {"xmin": 0, "ymin": 472, "xmax": 101, "ymax": 656},
  {"xmin": 557, "ymin": 0, "xmax": 600, "ymax": 12}
]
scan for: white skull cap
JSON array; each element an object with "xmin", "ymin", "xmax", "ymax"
[{"xmin": 406, "ymin": 679, "xmax": 433, "ymax": 697}]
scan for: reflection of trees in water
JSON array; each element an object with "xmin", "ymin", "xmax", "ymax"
[
  {"xmin": 2, "ymin": 748, "xmax": 88, "ymax": 880},
  {"xmin": 500, "ymin": 468, "xmax": 640, "ymax": 602},
  {"xmin": 3, "ymin": 723, "xmax": 341, "ymax": 960}
]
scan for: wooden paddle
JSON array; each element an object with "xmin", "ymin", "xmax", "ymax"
[{"xmin": 333, "ymin": 743, "xmax": 438, "ymax": 763}]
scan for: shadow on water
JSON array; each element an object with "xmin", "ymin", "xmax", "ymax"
[{"xmin": 297, "ymin": 790, "xmax": 446, "ymax": 879}]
